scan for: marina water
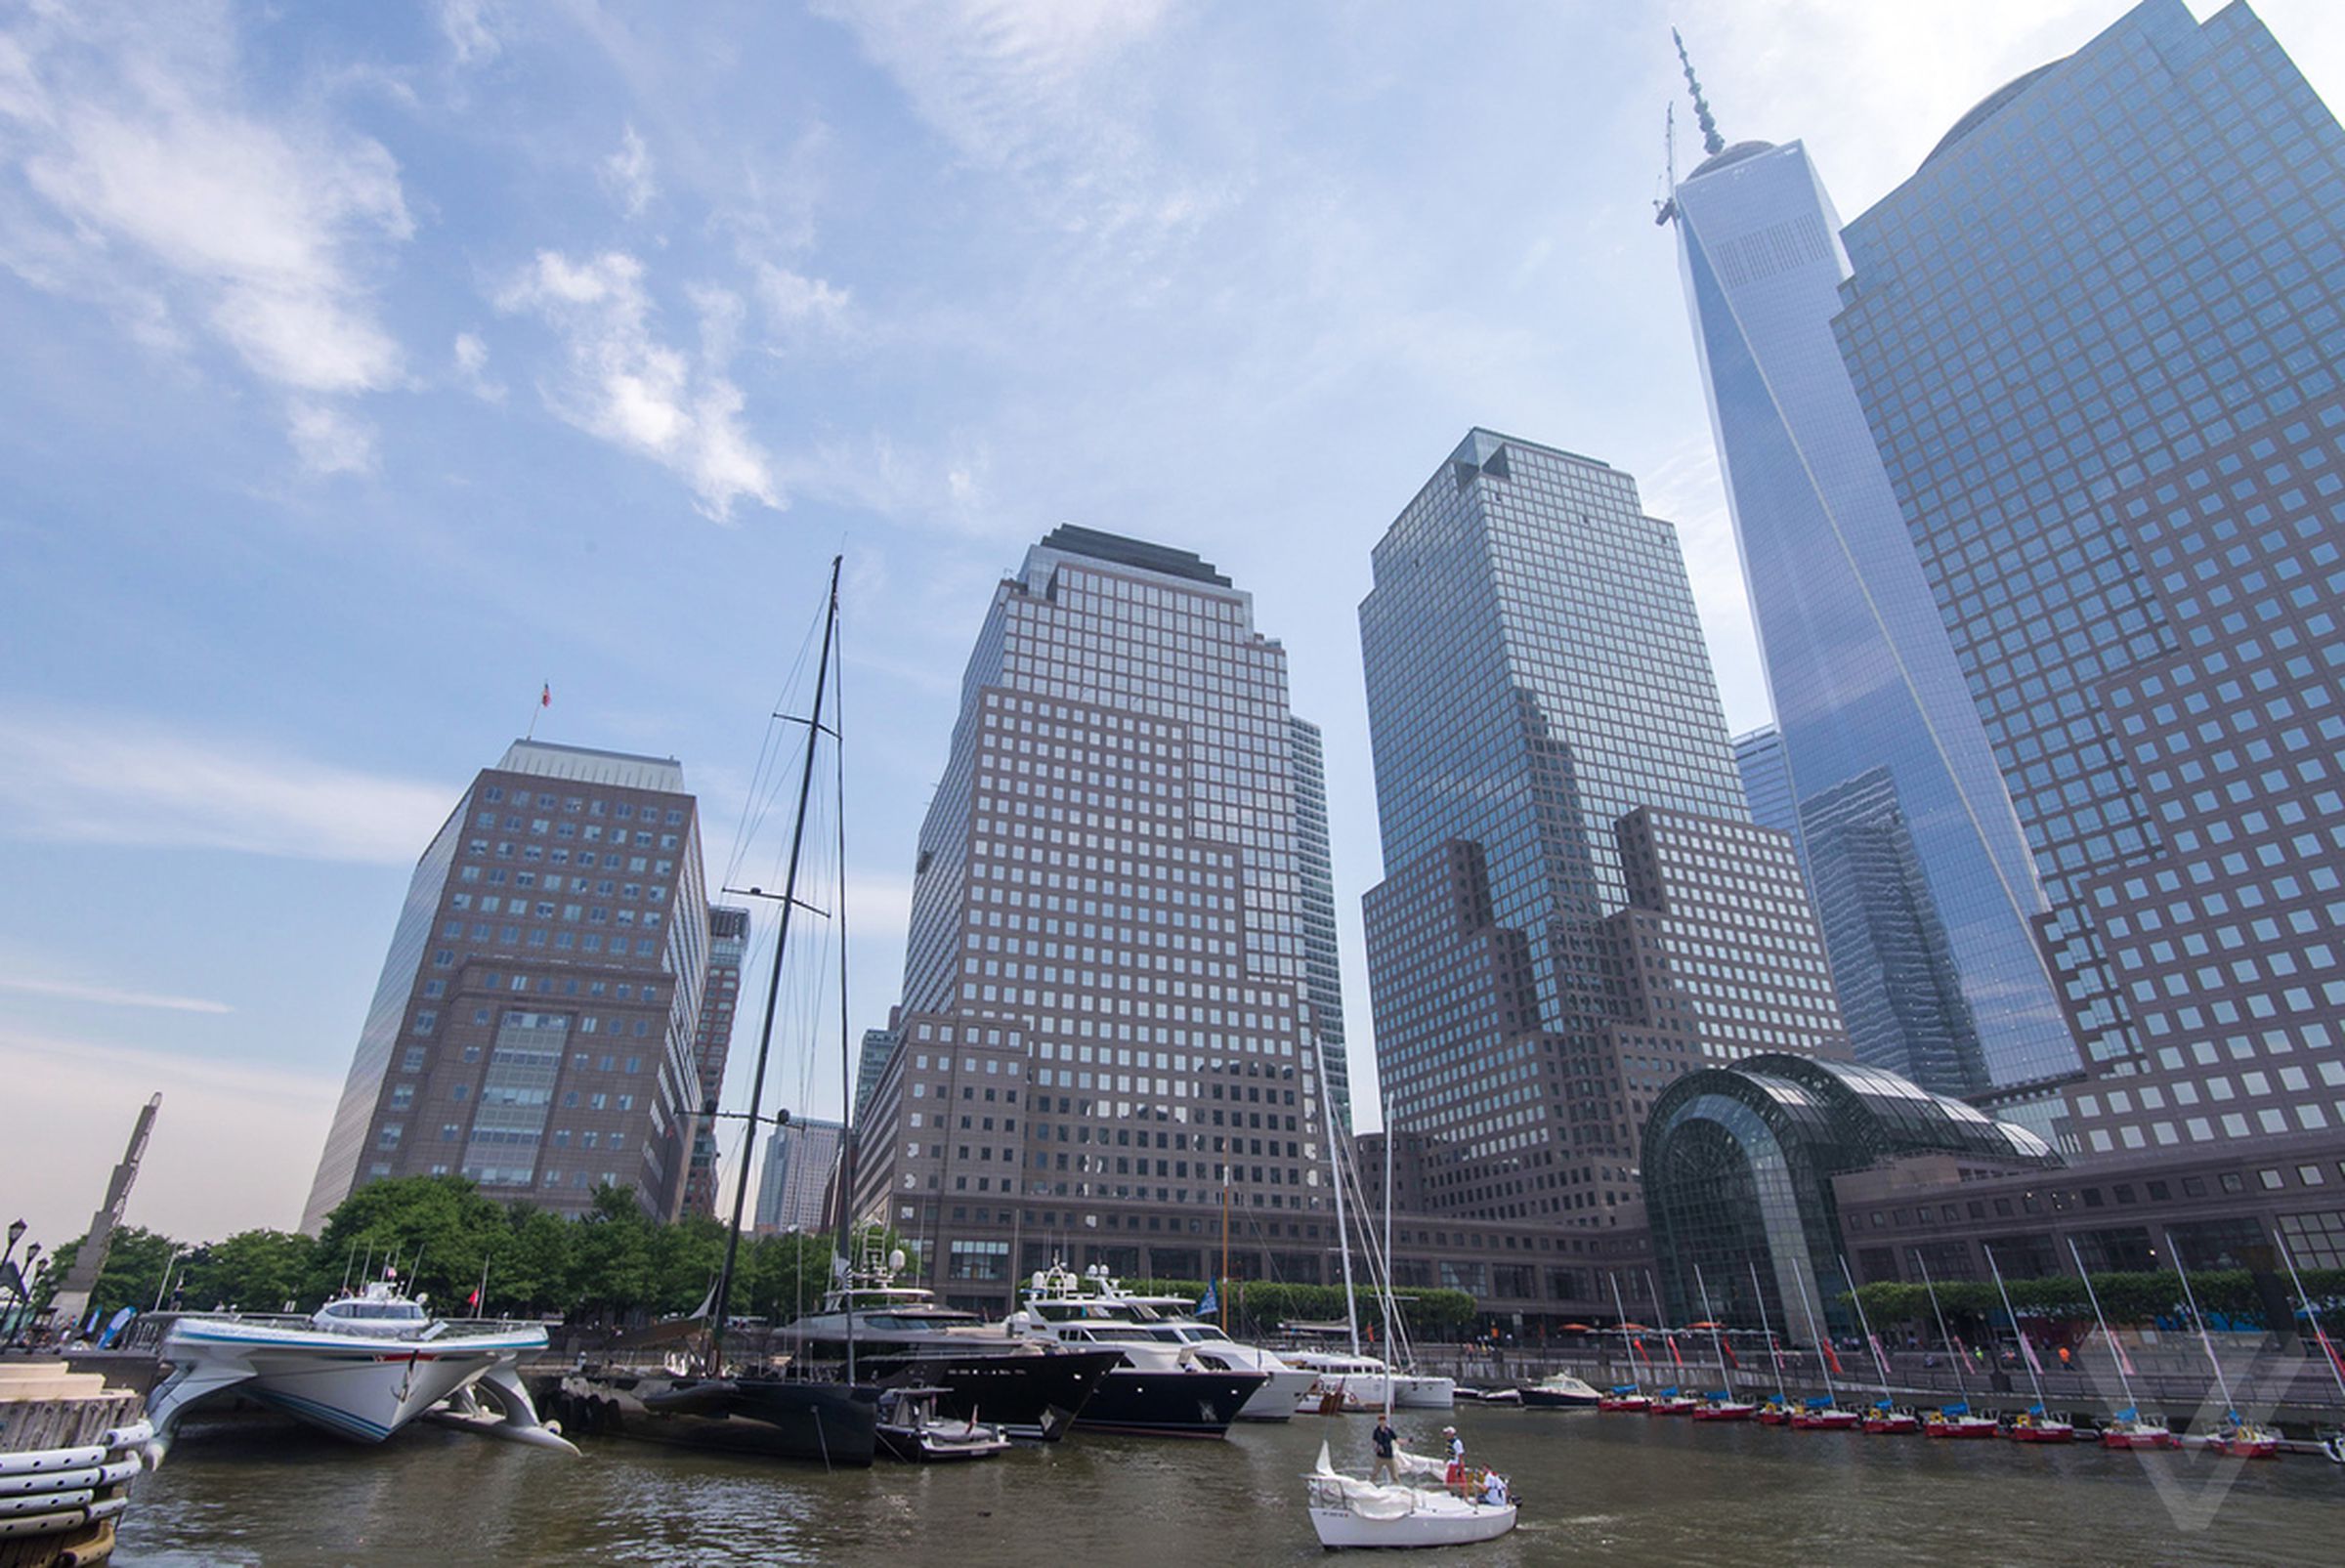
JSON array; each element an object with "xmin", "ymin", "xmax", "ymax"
[{"xmin": 117, "ymin": 1404, "xmax": 2339, "ymax": 1565}]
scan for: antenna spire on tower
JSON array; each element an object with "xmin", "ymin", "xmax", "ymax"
[{"xmin": 1672, "ymin": 26, "xmax": 1727, "ymax": 157}]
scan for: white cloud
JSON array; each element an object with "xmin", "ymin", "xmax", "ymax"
[
  {"xmin": 755, "ymin": 262, "xmax": 851, "ymax": 331},
  {"xmin": 814, "ymin": 0, "xmax": 1174, "ymax": 176},
  {"xmin": 0, "ymin": 975, "xmax": 233, "ymax": 1015},
  {"xmin": 287, "ymin": 401, "xmax": 378, "ymax": 476},
  {"xmin": 0, "ymin": 1, "xmax": 408, "ymax": 455},
  {"xmin": 600, "ymin": 122, "xmax": 656, "ymax": 218},
  {"xmin": 0, "ymin": 1027, "xmax": 339, "ymax": 1250},
  {"xmin": 437, "ymin": 0, "xmax": 504, "ymax": 67},
  {"xmin": 496, "ymin": 249, "xmax": 782, "ymax": 520},
  {"xmin": 0, "ymin": 707, "xmax": 453, "ymax": 864},
  {"xmin": 452, "ymin": 329, "xmax": 506, "ymax": 402}
]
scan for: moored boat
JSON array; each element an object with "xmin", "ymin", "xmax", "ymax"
[
  {"xmin": 873, "ymin": 1386, "xmax": 1011, "ymax": 1462},
  {"xmin": 2204, "ymin": 1421, "xmax": 2281, "ymax": 1459},
  {"xmin": 1520, "ymin": 1372, "xmax": 1601, "ymax": 1409},
  {"xmin": 2004, "ymin": 1407, "xmax": 2075, "ymax": 1444},
  {"xmin": 1004, "ymin": 1265, "xmax": 1268, "ymax": 1438},
  {"xmin": 2098, "ymin": 1413, "xmax": 2178, "ymax": 1450},
  {"xmin": 1861, "ymin": 1400, "xmax": 1918, "ymax": 1435},
  {"xmin": 1597, "ymin": 1385, "xmax": 1651, "ymax": 1413},
  {"xmin": 1755, "ymin": 1398, "xmax": 1794, "ymax": 1426},
  {"xmin": 0, "ymin": 1359, "xmax": 148, "ymax": 1564},
  {"xmin": 148, "ymin": 1283, "xmax": 569, "ymax": 1455},
  {"xmin": 1691, "ymin": 1394, "xmax": 1758, "ymax": 1421},
  {"xmin": 1919, "ymin": 1402, "xmax": 1999, "ymax": 1439},
  {"xmin": 1645, "ymin": 1386, "xmax": 1701, "ymax": 1416},
  {"xmin": 541, "ymin": 1368, "xmax": 877, "ymax": 1464},
  {"xmin": 1788, "ymin": 1396, "xmax": 1861, "ymax": 1431}
]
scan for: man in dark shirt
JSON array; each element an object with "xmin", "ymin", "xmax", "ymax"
[{"xmin": 1371, "ymin": 1414, "xmax": 1397, "ymax": 1483}]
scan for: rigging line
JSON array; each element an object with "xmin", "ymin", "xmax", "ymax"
[{"xmin": 719, "ymin": 609, "xmax": 824, "ymax": 893}]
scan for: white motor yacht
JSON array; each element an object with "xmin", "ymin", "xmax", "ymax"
[
  {"xmin": 999, "ymin": 1265, "xmax": 1274, "ymax": 1437},
  {"xmin": 147, "ymin": 1281, "xmax": 572, "ymax": 1456},
  {"xmin": 1289, "ymin": 1350, "xmax": 1456, "ymax": 1412},
  {"xmin": 1065, "ymin": 1271, "xmax": 1318, "ymax": 1421}
]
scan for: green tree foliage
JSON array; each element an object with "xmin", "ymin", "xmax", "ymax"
[
  {"xmin": 37, "ymin": 1226, "xmax": 180, "ymax": 1322},
  {"xmin": 308, "ymin": 1175, "xmax": 512, "ymax": 1311},
  {"xmin": 179, "ymin": 1230, "xmax": 316, "ymax": 1313},
  {"xmin": 1848, "ymin": 1265, "xmax": 2345, "ymax": 1333}
]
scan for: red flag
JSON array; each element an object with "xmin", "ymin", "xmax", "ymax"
[
  {"xmin": 1631, "ymin": 1336, "xmax": 1653, "ymax": 1367},
  {"xmin": 1820, "ymin": 1338, "xmax": 1845, "ymax": 1377},
  {"xmin": 1721, "ymin": 1339, "xmax": 1740, "ymax": 1369},
  {"xmin": 1666, "ymin": 1335, "xmax": 1685, "ymax": 1371},
  {"xmin": 540, "ymin": 683, "xmax": 552, "ymax": 708},
  {"xmin": 1769, "ymin": 1335, "xmax": 1785, "ymax": 1372},
  {"xmin": 2316, "ymin": 1325, "xmax": 2345, "ymax": 1387},
  {"xmin": 2017, "ymin": 1331, "xmax": 2045, "ymax": 1379},
  {"xmin": 466, "ymin": 1288, "xmax": 482, "ymax": 1309}
]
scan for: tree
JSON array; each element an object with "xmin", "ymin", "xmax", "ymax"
[
  {"xmin": 38, "ymin": 1226, "xmax": 180, "ymax": 1323},
  {"xmin": 309, "ymin": 1175, "xmax": 511, "ymax": 1309},
  {"xmin": 180, "ymin": 1230, "xmax": 315, "ymax": 1313}
]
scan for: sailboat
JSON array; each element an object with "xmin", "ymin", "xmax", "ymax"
[
  {"xmin": 544, "ymin": 558, "xmax": 879, "ymax": 1467},
  {"xmin": 1911, "ymin": 1253, "xmax": 1997, "ymax": 1438},
  {"xmin": 1747, "ymin": 1260, "xmax": 1795, "ymax": 1425},
  {"xmin": 1840, "ymin": 1256, "xmax": 1916, "ymax": 1435},
  {"xmin": 1642, "ymin": 1272, "xmax": 1701, "ymax": 1416},
  {"xmin": 1290, "ymin": 1085, "xmax": 1452, "ymax": 1413},
  {"xmin": 1598, "ymin": 1275, "xmax": 1652, "ymax": 1413},
  {"xmin": 2276, "ymin": 1233, "xmax": 2345, "ymax": 1466},
  {"xmin": 2168, "ymin": 1232, "xmax": 2279, "ymax": 1459},
  {"xmin": 2067, "ymin": 1238, "xmax": 2173, "ymax": 1449},
  {"xmin": 1983, "ymin": 1244, "xmax": 2071, "ymax": 1443},
  {"xmin": 1686, "ymin": 1265, "xmax": 1756, "ymax": 1420},
  {"xmin": 1785, "ymin": 1267, "xmax": 1859, "ymax": 1430}
]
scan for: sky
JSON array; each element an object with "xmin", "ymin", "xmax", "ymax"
[{"xmin": 5, "ymin": 0, "xmax": 2343, "ymax": 1254}]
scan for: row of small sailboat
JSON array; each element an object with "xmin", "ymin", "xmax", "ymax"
[{"xmin": 1560, "ymin": 1229, "xmax": 2339, "ymax": 1461}]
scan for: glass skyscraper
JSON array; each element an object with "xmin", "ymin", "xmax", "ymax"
[
  {"xmin": 1671, "ymin": 125, "xmax": 2078, "ymax": 1094},
  {"xmin": 1360, "ymin": 431, "xmax": 1847, "ymax": 1225},
  {"xmin": 1833, "ymin": 0, "xmax": 2345, "ymax": 1157}
]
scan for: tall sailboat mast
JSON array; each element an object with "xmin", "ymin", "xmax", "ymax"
[
  {"xmin": 1912, "ymin": 1251, "xmax": 1973, "ymax": 1407},
  {"xmin": 1747, "ymin": 1260, "xmax": 1787, "ymax": 1405},
  {"xmin": 1319, "ymin": 1066, "xmax": 1362, "ymax": 1358},
  {"xmin": 2068, "ymin": 1237, "xmax": 2141, "ymax": 1416},
  {"xmin": 1983, "ymin": 1244, "xmax": 2049, "ymax": 1415},
  {"xmin": 705, "ymin": 555, "xmax": 844, "ymax": 1377}
]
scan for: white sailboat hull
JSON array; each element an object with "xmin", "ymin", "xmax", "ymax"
[{"xmin": 1308, "ymin": 1501, "xmax": 1517, "ymax": 1548}]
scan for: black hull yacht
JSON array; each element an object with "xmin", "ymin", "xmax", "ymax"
[{"xmin": 537, "ymin": 1369, "xmax": 879, "ymax": 1466}]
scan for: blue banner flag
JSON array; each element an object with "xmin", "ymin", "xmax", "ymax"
[{"xmin": 1197, "ymin": 1282, "xmax": 1217, "ymax": 1318}]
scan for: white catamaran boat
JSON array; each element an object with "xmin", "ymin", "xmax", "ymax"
[
  {"xmin": 147, "ymin": 1281, "xmax": 571, "ymax": 1455},
  {"xmin": 1304, "ymin": 1441, "xmax": 1516, "ymax": 1549}
]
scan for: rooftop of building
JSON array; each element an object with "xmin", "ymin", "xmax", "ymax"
[
  {"xmin": 1037, "ymin": 525, "xmax": 1231, "ymax": 587},
  {"xmin": 1687, "ymin": 138, "xmax": 1776, "ymax": 179},
  {"xmin": 494, "ymin": 739, "xmax": 687, "ymax": 795},
  {"xmin": 1922, "ymin": 57, "xmax": 2067, "ymax": 168},
  {"xmin": 1449, "ymin": 427, "xmax": 1613, "ymax": 474}
]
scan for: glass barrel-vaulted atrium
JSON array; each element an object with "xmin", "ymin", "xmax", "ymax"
[{"xmin": 1642, "ymin": 1054, "xmax": 2060, "ymax": 1335}]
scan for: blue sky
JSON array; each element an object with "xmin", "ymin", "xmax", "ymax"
[{"xmin": 5, "ymin": 0, "xmax": 2341, "ymax": 1250}]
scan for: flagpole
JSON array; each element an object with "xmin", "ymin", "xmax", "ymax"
[{"xmin": 526, "ymin": 682, "xmax": 550, "ymax": 741}]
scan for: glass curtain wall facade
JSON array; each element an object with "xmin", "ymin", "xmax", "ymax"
[
  {"xmin": 1672, "ymin": 133, "xmax": 2079, "ymax": 1096},
  {"xmin": 1290, "ymin": 716, "xmax": 1352, "ymax": 1129},
  {"xmin": 682, "ymin": 904, "xmax": 748, "ymax": 1216},
  {"xmin": 1360, "ymin": 431, "xmax": 1846, "ymax": 1227},
  {"xmin": 1832, "ymin": 0, "xmax": 2345, "ymax": 1158},
  {"xmin": 1731, "ymin": 725, "xmax": 1805, "ymax": 861},
  {"xmin": 855, "ymin": 527, "xmax": 1336, "ymax": 1310},
  {"xmin": 1642, "ymin": 1054, "xmax": 2060, "ymax": 1334}
]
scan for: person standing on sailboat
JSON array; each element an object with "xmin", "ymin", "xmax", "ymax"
[
  {"xmin": 1442, "ymin": 1425, "xmax": 1467, "ymax": 1495},
  {"xmin": 1371, "ymin": 1414, "xmax": 1398, "ymax": 1483}
]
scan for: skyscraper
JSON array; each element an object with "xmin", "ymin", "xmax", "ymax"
[
  {"xmin": 853, "ymin": 1026, "xmax": 901, "ymax": 1125},
  {"xmin": 1359, "ymin": 431, "xmax": 1847, "ymax": 1225},
  {"xmin": 303, "ymin": 741, "xmax": 709, "ymax": 1230},
  {"xmin": 681, "ymin": 904, "xmax": 749, "ymax": 1217},
  {"xmin": 1730, "ymin": 726, "xmax": 1803, "ymax": 854},
  {"xmin": 1832, "ymin": 0, "xmax": 2345, "ymax": 1157},
  {"xmin": 1668, "ymin": 96, "xmax": 2078, "ymax": 1095},
  {"xmin": 1289, "ymin": 716, "xmax": 1352, "ymax": 1129},
  {"xmin": 852, "ymin": 527, "xmax": 1338, "ymax": 1307},
  {"xmin": 755, "ymin": 1117, "xmax": 845, "ymax": 1234}
]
